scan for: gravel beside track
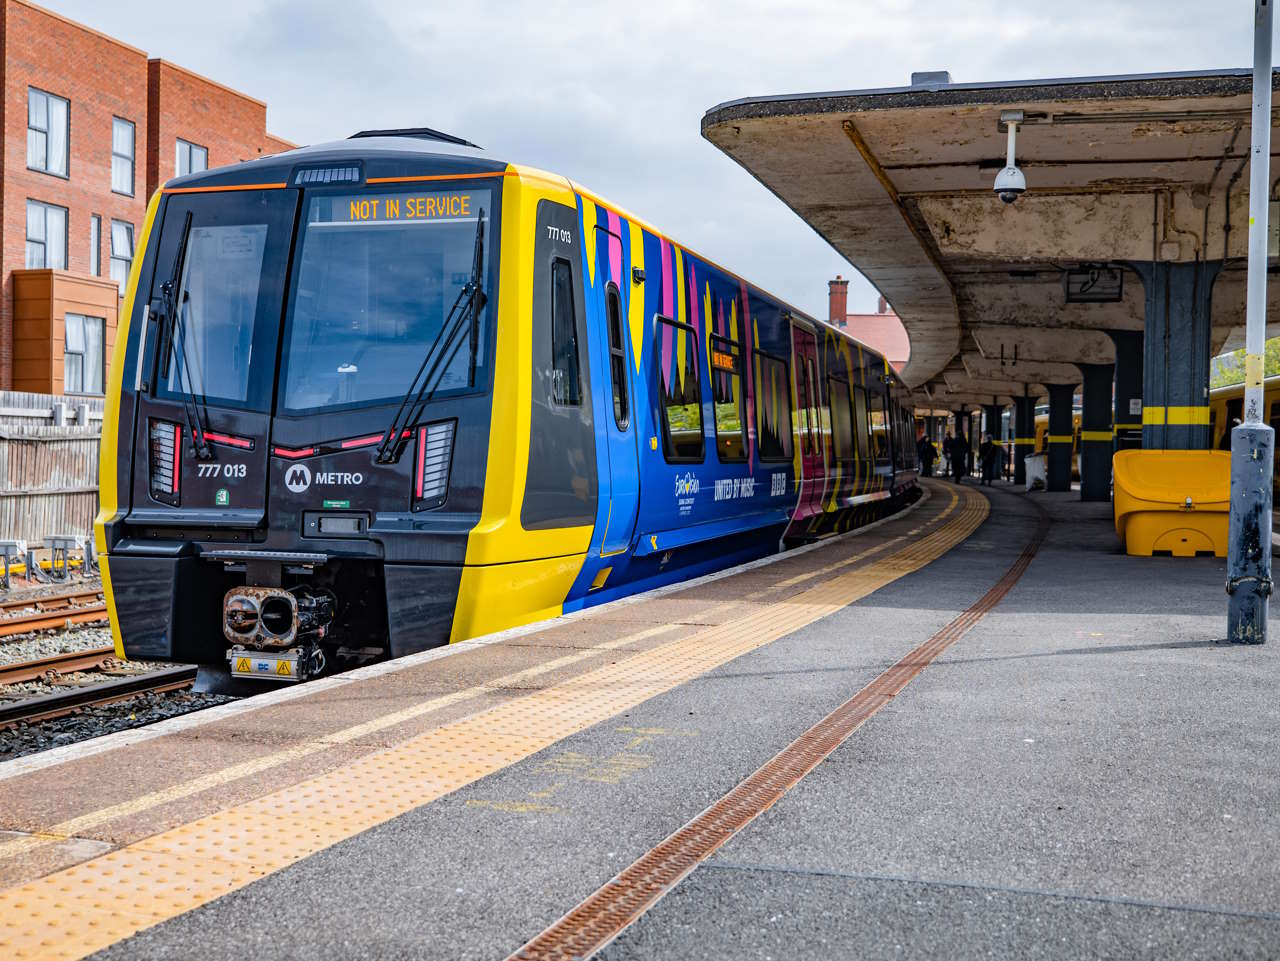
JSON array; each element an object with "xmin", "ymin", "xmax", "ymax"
[
  {"xmin": 0, "ymin": 625, "xmax": 114, "ymax": 666},
  {"xmin": 0, "ymin": 689, "xmax": 235, "ymax": 760}
]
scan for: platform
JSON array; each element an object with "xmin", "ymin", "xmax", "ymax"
[{"xmin": 1, "ymin": 478, "xmax": 1276, "ymax": 960}]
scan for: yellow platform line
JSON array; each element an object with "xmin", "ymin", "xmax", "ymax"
[
  {"xmin": 0, "ymin": 485, "xmax": 986, "ymax": 961},
  {"xmin": 0, "ymin": 492, "xmax": 957, "ymax": 869}
]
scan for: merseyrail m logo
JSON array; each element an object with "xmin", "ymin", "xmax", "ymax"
[{"xmin": 285, "ymin": 463, "xmax": 311, "ymax": 494}]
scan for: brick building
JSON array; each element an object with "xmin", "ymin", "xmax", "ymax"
[
  {"xmin": 827, "ymin": 275, "xmax": 910, "ymax": 373},
  {"xmin": 1, "ymin": 0, "xmax": 291, "ymax": 394}
]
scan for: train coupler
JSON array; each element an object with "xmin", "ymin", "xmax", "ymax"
[{"xmin": 227, "ymin": 643, "xmax": 326, "ymax": 683}]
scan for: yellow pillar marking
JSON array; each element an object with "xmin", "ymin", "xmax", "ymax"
[
  {"xmin": 0, "ymin": 486, "xmax": 986, "ymax": 960},
  {"xmin": 1080, "ymin": 430, "xmax": 1113, "ymax": 442},
  {"xmin": 1142, "ymin": 405, "xmax": 1210, "ymax": 426}
]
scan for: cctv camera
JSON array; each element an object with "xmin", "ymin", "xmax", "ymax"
[
  {"xmin": 994, "ymin": 164, "xmax": 1025, "ymax": 204},
  {"xmin": 993, "ymin": 110, "xmax": 1026, "ymax": 204}
]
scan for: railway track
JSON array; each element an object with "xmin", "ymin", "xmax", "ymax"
[
  {"xmin": 0, "ymin": 645, "xmax": 117, "ymax": 685},
  {"xmin": 0, "ymin": 664, "xmax": 198, "ymax": 729},
  {"xmin": 0, "ymin": 588, "xmax": 106, "ymax": 638}
]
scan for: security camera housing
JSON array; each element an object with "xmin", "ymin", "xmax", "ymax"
[
  {"xmin": 994, "ymin": 112, "xmax": 1026, "ymax": 204},
  {"xmin": 994, "ymin": 165, "xmax": 1026, "ymax": 204}
]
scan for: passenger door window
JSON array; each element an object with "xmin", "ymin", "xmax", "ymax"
[
  {"xmin": 550, "ymin": 258, "xmax": 582, "ymax": 406},
  {"xmin": 605, "ymin": 282, "xmax": 629, "ymax": 428}
]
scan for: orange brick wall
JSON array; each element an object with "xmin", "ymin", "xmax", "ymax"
[
  {"xmin": 2, "ymin": 0, "xmax": 148, "ymax": 389},
  {"xmin": 146, "ymin": 60, "xmax": 286, "ymax": 199},
  {"xmin": 0, "ymin": 0, "xmax": 293, "ymax": 392}
]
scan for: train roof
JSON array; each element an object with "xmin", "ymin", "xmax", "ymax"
[
  {"xmin": 163, "ymin": 134, "xmax": 896, "ymax": 377},
  {"xmin": 163, "ymin": 135, "xmax": 509, "ymax": 192},
  {"xmin": 1209, "ymin": 373, "xmax": 1280, "ymax": 397}
]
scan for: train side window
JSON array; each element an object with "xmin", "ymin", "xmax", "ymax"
[
  {"xmin": 755, "ymin": 352, "xmax": 793, "ymax": 462},
  {"xmin": 868, "ymin": 387, "xmax": 889, "ymax": 466},
  {"xmin": 710, "ymin": 334, "xmax": 746, "ymax": 462},
  {"xmin": 605, "ymin": 283, "xmax": 629, "ymax": 429},
  {"xmin": 805, "ymin": 359, "xmax": 819, "ymax": 455},
  {"xmin": 852, "ymin": 387, "xmax": 869, "ymax": 460},
  {"xmin": 655, "ymin": 315, "xmax": 704, "ymax": 461},
  {"xmin": 828, "ymin": 377, "xmax": 854, "ymax": 461},
  {"xmin": 550, "ymin": 258, "xmax": 581, "ymax": 406}
]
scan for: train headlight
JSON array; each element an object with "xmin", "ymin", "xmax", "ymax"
[
  {"xmin": 148, "ymin": 419, "xmax": 182, "ymax": 506},
  {"xmin": 412, "ymin": 419, "xmax": 455, "ymax": 511}
]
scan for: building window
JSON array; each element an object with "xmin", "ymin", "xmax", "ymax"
[
  {"xmin": 656, "ymin": 315, "xmax": 703, "ymax": 462},
  {"xmin": 25, "ymin": 200, "xmax": 68, "ymax": 270},
  {"xmin": 90, "ymin": 215, "xmax": 102, "ymax": 276},
  {"xmin": 64, "ymin": 314, "xmax": 105, "ymax": 395},
  {"xmin": 176, "ymin": 139, "xmax": 208, "ymax": 176},
  {"xmin": 110, "ymin": 220, "xmax": 134, "ymax": 292},
  {"xmin": 112, "ymin": 118, "xmax": 135, "ymax": 195},
  {"xmin": 27, "ymin": 88, "xmax": 69, "ymax": 178}
]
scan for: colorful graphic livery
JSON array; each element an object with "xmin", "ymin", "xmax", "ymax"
[{"xmin": 95, "ymin": 131, "xmax": 919, "ymax": 682}]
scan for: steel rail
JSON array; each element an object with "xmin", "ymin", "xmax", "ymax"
[
  {"xmin": 0, "ymin": 588, "xmax": 103, "ymax": 615},
  {"xmin": 0, "ymin": 646, "xmax": 117, "ymax": 686},
  {"xmin": 0, "ymin": 594, "xmax": 107, "ymax": 639},
  {"xmin": 0, "ymin": 666, "xmax": 198, "ymax": 729}
]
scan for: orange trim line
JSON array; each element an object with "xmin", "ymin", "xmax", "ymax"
[
  {"xmin": 366, "ymin": 171, "xmax": 514, "ymax": 184},
  {"xmin": 162, "ymin": 182, "xmax": 287, "ymax": 194}
]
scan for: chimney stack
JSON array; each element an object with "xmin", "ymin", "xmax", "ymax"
[
  {"xmin": 878, "ymin": 295, "xmax": 888, "ymax": 314},
  {"xmin": 828, "ymin": 275, "xmax": 849, "ymax": 327}
]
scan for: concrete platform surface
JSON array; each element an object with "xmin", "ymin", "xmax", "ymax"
[{"xmin": 0, "ymin": 478, "xmax": 1275, "ymax": 961}]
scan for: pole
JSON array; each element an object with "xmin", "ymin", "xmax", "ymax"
[{"xmin": 1227, "ymin": 0, "xmax": 1275, "ymax": 643}]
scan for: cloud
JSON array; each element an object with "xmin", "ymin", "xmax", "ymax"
[{"xmin": 46, "ymin": 0, "xmax": 1253, "ymax": 318}]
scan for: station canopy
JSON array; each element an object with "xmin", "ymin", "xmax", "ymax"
[{"xmin": 702, "ymin": 69, "xmax": 1280, "ymax": 409}]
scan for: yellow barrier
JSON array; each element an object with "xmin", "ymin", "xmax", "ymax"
[{"xmin": 1113, "ymin": 449, "xmax": 1230, "ymax": 557}]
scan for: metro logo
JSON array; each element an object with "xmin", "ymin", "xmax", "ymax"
[{"xmin": 285, "ymin": 464, "xmax": 311, "ymax": 493}]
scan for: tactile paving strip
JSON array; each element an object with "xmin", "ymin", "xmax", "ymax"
[
  {"xmin": 507, "ymin": 493, "xmax": 1046, "ymax": 961},
  {"xmin": 0, "ymin": 484, "xmax": 986, "ymax": 960}
]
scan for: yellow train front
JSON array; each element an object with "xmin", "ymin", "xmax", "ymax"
[{"xmin": 95, "ymin": 130, "xmax": 918, "ymax": 683}]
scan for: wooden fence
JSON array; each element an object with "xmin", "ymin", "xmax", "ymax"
[{"xmin": 0, "ymin": 392, "xmax": 103, "ymax": 544}]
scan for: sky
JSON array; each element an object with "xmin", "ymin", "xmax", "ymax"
[{"xmin": 46, "ymin": 0, "xmax": 1255, "ymax": 319}]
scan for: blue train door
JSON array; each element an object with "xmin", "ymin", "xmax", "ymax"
[{"xmin": 595, "ymin": 229, "xmax": 641, "ymax": 556}]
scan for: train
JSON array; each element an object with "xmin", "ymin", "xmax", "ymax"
[
  {"xmin": 1210, "ymin": 374, "xmax": 1280, "ymax": 492},
  {"xmin": 94, "ymin": 129, "xmax": 919, "ymax": 683}
]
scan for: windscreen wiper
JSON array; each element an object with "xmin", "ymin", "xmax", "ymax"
[
  {"xmin": 375, "ymin": 209, "xmax": 487, "ymax": 465},
  {"xmin": 157, "ymin": 212, "xmax": 212, "ymax": 461}
]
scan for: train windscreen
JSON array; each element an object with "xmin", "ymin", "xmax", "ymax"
[{"xmin": 280, "ymin": 187, "xmax": 494, "ymax": 414}]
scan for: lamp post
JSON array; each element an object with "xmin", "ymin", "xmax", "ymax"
[{"xmin": 1227, "ymin": 0, "xmax": 1275, "ymax": 643}]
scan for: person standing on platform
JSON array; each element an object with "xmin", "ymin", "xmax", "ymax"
[
  {"xmin": 917, "ymin": 432, "xmax": 937, "ymax": 477},
  {"xmin": 979, "ymin": 434, "xmax": 998, "ymax": 486},
  {"xmin": 941, "ymin": 433, "xmax": 954, "ymax": 477},
  {"xmin": 951, "ymin": 431, "xmax": 970, "ymax": 483}
]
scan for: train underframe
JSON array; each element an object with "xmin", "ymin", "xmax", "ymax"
[{"xmin": 108, "ymin": 482, "xmax": 917, "ymax": 684}]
